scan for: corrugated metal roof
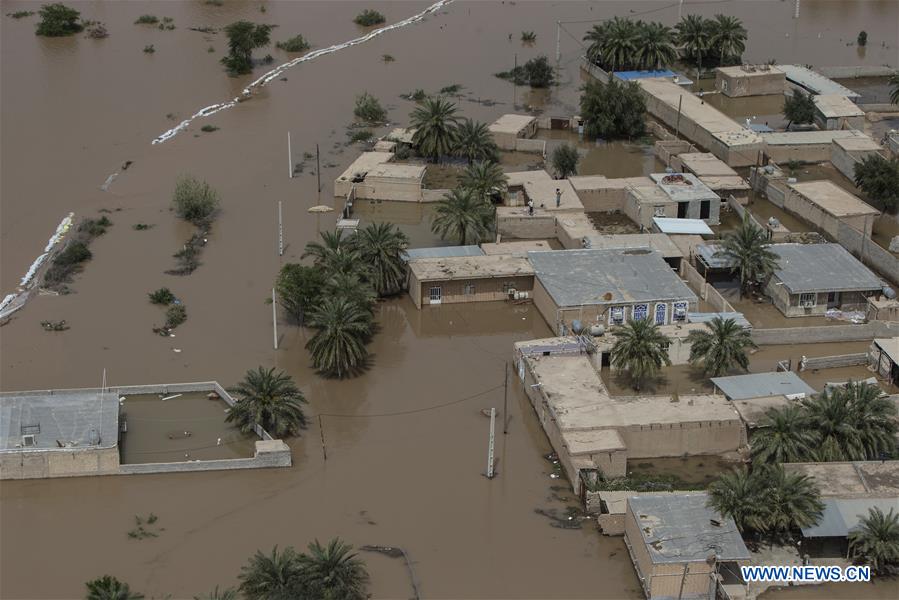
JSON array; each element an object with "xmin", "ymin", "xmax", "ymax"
[
  {"xmin": 528, "ymin": 248, "xmax": 697, "ymax": 307},
  {"xmin": 402, "ymin": 245, "xmax": 484, "ymax": 261},
  {"xmin": 771, "ymin": 243, "xmax": 883, "ymax": 294},
  {"xmin": 1, "ymin": 390, "xmax": 119, "ymax": 451},
  {"xmin": 695, "ymin": 243, "xmax": 736, "ymax": 269},
  {"xmin": 628, "ymin": 493, "xmax": 751, "ymax": 564},
  {"xmin": 653, "ymin": 217, "xmax": 714, "ymax": 235},
  {"xmin": 801, "ymin": 498, "xmax": 898, "ymax": 538},
  {"xmin": 687, "ymin": 312, "xmax": 751, "ymax": 329},
  {"xmin": 780, "ymin": 65, "xmax": 861, "ymax": 99},
  {"xmin": 711, "ymin": 371, "xmax": 816, "ymax": 400}
]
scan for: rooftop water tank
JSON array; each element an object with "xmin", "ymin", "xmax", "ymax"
[{"xmin": 883, "ymin": 286, "xmax": 896, "ymax": 300}]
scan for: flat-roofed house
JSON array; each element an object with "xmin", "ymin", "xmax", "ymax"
[
  {"xmin": 814, "ymin": 94, "xmax": 865, "ymax": 131},
  {"xmin": 869, "ymin": 338, "xmax": 899, "ymax": 386},
  {"xmin": 528, "ymin": 248, "xmax": 697, "ymax": 334},
  {"xmin": 784, "ymin": 180, "xmax": 879, "ymax": 239},
  {"xmin": 407, "ymin": 255, "xmax": 534, "ymax": 309},
  {"xmin": 831, "ymin": 135, "xmax": 887, "ymax": 182},
  {"xmin": 672, "ymin": 152, "xmax": 750, "ymax": 202},
  {"xmin": 488, "ymin": 114, "xmax": 538, "ymax": 150},
  {"xmin": 715, "ymin": 65, "xmax": 785, "ymax": 97},
  {"xmin": 765, "ymin": 243, "xmax": 883, "ymax": 317}
]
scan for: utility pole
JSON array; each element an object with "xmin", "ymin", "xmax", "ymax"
[
  {"xmin": 513, "ymin": 53, "xmax": 517, "ymax": 109},
  {"xmin": 486, "ymin": 407, "xmax": 496, "ymax": 478},
  {"xmin": 272, "ymin": 288, "xmax": 278, "ymax": 350},
  {"xmin": 678, "ymin": 0, "xmax": 684, "ymax": 19},
  {"xmin": 287, "ymin": 132, "xmax": 293, "ymax": 179},
  {"xmin": 555, "ymin": 21, "xmax": 561, "ymax": 63},
  {"xmin": 316, "ymin": 143, "xmax": 321, "ymax": 193},
  {"xmin": 318, "ymin": 415, "xmax": 327, "ymax": 461},
  {"xmin": 503, "ymin": 362, "xmax": 509, "ymax": 434},
  {"xmin": 794, "ymin": 0, "xmax": 800, "ymax": 19},
  {"xmin": 278, "ymin": 201, "xmax": 283, "ymax": 257},
  {"xmin": 675, "ymin": 95, "xmax": 683, "ymax": 139}
]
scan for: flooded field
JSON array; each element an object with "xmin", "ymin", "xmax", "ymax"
[
  {"xmin": 2, "ymin": 0, "xmax": 898, "ymax": 598},
  {"xmin": 539, "ymin": 129, "xmax": 665, "ymax": 178},
  {"xmin": 119, "ymin": 392, "xmax": 256, "ymax": 464}
]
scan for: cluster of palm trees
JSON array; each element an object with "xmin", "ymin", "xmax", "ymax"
[
  {"xmin": 84, "ymin": 538, "xmax": 369, "ymax": 600},
  {"xmin": 716, "ymin": 215, "xmax": 780, "ymax": 297},
  {"xmin": 751, "ymin": 380, "xmax": 898, "ymax": 465},
  {"xmin": 432, "ymin": 160, "xmax": 506, "ymax": 245},
  {"xmin": 227, "ymin": 367, "xmax": 308, "ymax": 438},
  {"xmin": 584, "ymin": 14, "xmax": 747, "ymax": 74},
  {"xmin": 409, "ymin": 97, "xmax": 498, "ymax": 164}
]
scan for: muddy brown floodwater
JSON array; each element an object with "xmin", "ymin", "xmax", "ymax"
[{"xmin": 1, "ymin": 1, "xmax": 898, "ymax": 599}]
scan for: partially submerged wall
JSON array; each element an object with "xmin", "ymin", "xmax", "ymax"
[{"xmin": 120, "ymin": 440, "xmax": 291, "ymax": 475}]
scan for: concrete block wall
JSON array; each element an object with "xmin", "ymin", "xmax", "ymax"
[
  {"xmin": 1, "ymin": 446, "xmax": 120, "ymax": 480},
  {"xmin": 619, "ymin": 419, "xmax": 745, "ymax": 459},
  {"xmin": 836, "ymin": 220, "xmax": 899, "ymax": 287},
  {"xmin": 119, "ymin": 441, "xmax": 291, "ymax": 475},
  {"xmin": 496, "ymin": 210, "xmax": 556, "ymax": 239}
]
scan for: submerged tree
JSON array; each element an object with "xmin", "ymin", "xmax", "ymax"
[
  {"xmin": 848, "ymin": 507, "xmax": 899, "ymax": 576},
  {"xmin": 348, "ymin": 222, "xmax": 409, "ymax": 296},
  {"xmin": 783, "ymin": 89, "xmax": 816, "ymax": 129},
  {"xmin": 708, "ymin": 14, "xmax": 747, "ymax": 66},
  {"xmin": 221, "ymin": 21, "xmax": 272, "ymax": 75},
  {"xmin": 459, "ymin": 161, "xmax": 507, "ymax": 203},
  {"xmin": 675, "ymin": 14, "xmax": 712, "ymax": 76},
  {"xmin": 84, "ymin": 576, "xmax": 143, "ymax": 600},
  {"xmin": 716, "ymin": 215, "xmax": 779, "ymax": 296},
  {"xmin": 636, "ymin": 22, "xmax": 678, "ymax": 70},
  {"xmin": 353, "ymin": 91, "xmax": 387, "ymax": 124},
  {"xmin": 579, "ymin": 79, "xmax": 646, "ymax": 140},
  {"xmin": 194, "ymin": 587, "xmax": 238, "ymax": 600},
  {"xmin": 299, "ymin": 538, "xmax": 370, "ymax": 600},
  {"xmin": 410, "ymin": 97, "xmax": 459, "ymax": 162},
  {"xmin": 172, "ymin": 175, "xmax": 219, "ymax": 227},
  {"xmin": 35, "ymin": 3, "xmax": 83, "ymax": 36},
  {"xmin": 551, "ymin": 144, "xmax": 579, "ymax": 179},
  {"xmin": 686, "ymin": 317, "xmax": 756, "ymax": 376},
  {"xmin": 751, "ymin": 404, "xmax": 817, "ymax": 464},
  {"xmin": 496, "ymin": 55, "xmax": 555, "ymax": 88},
  {"xmin": 431, "ymin": 188, "xmax": 494, "ymax": 245},
  {"xmin": 306, "ymin": 296, "xmax": 373, "ymax": 378},
  {"xmin": 238, "ymin": 546, "xmax": 304, "ymax": 600},
  {"xmin": 610, "ymin": 319, "xmax": 671, "ymax": 390},
  {"xmin": 227, "ymin": 367, "xmax": 308, "ymax": 438},
  {"xmin": 854, "ymin": 154, "xmax": 899, "ymax": 214},
  {"xmin": 453, "ymin": 119, "xmax": 498, "ymax": 165},
  {"xmin": 276, "ymin": 263, "xmax": 326, "ymax": 324}
]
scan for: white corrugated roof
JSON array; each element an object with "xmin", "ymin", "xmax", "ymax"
[{"xmin": 652, "ymin": 218, "xmax": 713, "ymax": 235}]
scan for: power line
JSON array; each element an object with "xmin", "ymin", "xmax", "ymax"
[{"xmin": 316, "ymin": 383, "xmax": 503, "ymax": 419}]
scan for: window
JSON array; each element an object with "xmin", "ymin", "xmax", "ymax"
[
  {"xmin": 21, "ymin": 434, "xmax": 35, "ymax": 447},
  {"xmin": 672, "ymin": 302, "xmax": 688, "ymax": 321},
  {"xmin": 654, "ymin": 303, "xmax": 668, "ymax": 325},
  {"xmin": 502, "ymin": 282, "xmax": 515, "ymax": 294},
  {"xmin": 429, "ymin": 286, "xmax": 442, "ymax": 304},
  {"xmin": 677, "ymin": 201, "xmax": 688, "ymax": 218},
  {"xmin": 632, "ymin": 304, "xmax": 649, "ymax": 321},
  {"xmin": 463, "ymin": 283, "xmax": 476, "ymax": 295},
  {"xmin": 700, "ymin": 200, "xmax": 711, "ymax": 219},
  {"xmin": 799, "ymin": 293, "xmax": 816, "ymax": 308},
  {"xmin": 609, "ymin": 306, "xmax": 626, "ymax": 325},
  {"xmin": 20, "ymin": 424, "xmax": 40, "ymax": 435}
]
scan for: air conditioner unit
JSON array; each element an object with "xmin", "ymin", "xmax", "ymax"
[{"xmin": 22, "ymin": 434, "xmax": 35, "ymax": 447}]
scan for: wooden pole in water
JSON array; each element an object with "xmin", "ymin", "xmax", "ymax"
[
  {"xmin": 272, "ymin": 288, "xmax": 278, "ymax": 350},
  {"xmin": 513, "ymin": 53, "xmax": 517, "ymax": 109},
  {"xmin": 319, "ymin": 415, "xmax": 327, "ymax": 461},
  {"xmin": 555, "ymin": 21, "xmax": 561, "ymax": 63},
  {"xmin": 503, "ymin": 361, "xmax": 509, "ymax": 434},
  {"xmin": 316, "ymin": 143, "xmax": 321, "ymax": 193},
  {"xmin": 486, "ymin": 407, "xmax": 496, "ymax": 478},
  {"xmin": 288, "ymin": 132, "xmax": 293, "ymax": 179},
  {"xmin": 278, "ymin": 201, "xmax": 283, "ymax": 257}
]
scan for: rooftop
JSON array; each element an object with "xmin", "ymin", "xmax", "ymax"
[
  {"xmin": 506, "ymin": 169, "xmax": 552, "ymax": 188},
  {"xmin": 627, "ymin": 493, "xmax": 752, "ymax": 564},
  {"xmin": 653, "ymin": 217, "xmax": 714, "ymax": 236},
  {"xmin": 874, "ymin": 338, "xmax": 899, "ymax": 366},
  {"xmin": 488, "ymin": 113, "xmax": 537, "ymax": 135},
  {"xmin": 711, "ymin": 371, "xmax": 817, "ymax": 401},
  {"xmin": 687, "ymin": 312, "xmax": 751, "ymax": 329},
  {"xmin": 761, "ymin": 129, "xmax": 866, "ymax": 146},
  {"xmin": 628, "ymin": 185, "xmax": 672, "ymax": 205},
  {"xmin": 814, "ymin": 94, "xmax": 865, "ymax": 118},
  {"xmin": 834, "ymin": 135, "xmax": 885, "ymax": 153},
  {"xmin": 523, "ymin": 179, "xmax": 581, "ymax": 211},
  {"xmin": 1, "ymin": 390, "xmax": 119, "ymax": 451},
  {"xmin": 365, "ymin": 162, "xmax": 426, "ymax": 180},
  {"xmin": 569, "ymin": 175, "xmax": 653, "ymax": 192},
  {"xmin": 731, "ymin": 395, "xmax": 792, "ymax": 428},
  {"xmin": 528, "ymin": 248, "xmax": 697, "ymax": 307},
  {"xmin": 771, "ymin": 243, "xmax": 883, "ymax": 294},
  {"xmin": 695, "ymin": 243, "xmax": 735, "ymax": 269},
  {"xmin": 335, "ymin": 151, "xmax": 393, "ymax": 183},
  {"xmin": 403, "ymin": 245, "xmax": 484, "ymax": 261},
  {"xmin": 599, "ymin": 490, "xmax": 682, "ymax": 516},
  {"xmin": 408, "ymin": 254, "xmax": 533, "ymax": 282},
  {"xmin": 650, "ymin": 173, "xmax": 720, "ymax": 202},
  {"xmin": 636, "ymin": 78, "xmax": 763, "ymax": 148},
  {"xmin": 582, "ymin": 233, "xmax": 683, "ymax": 258},
  {"xmin": 678, "ymin": 153, "xmax": 740, "ymax": 177},
  {"xmin": 716, "ymin": 65, "xmax": 784, "ymax": 78},
  {"xmin": 801, "ymin": 498, "xmax": 897, "ymax": 538},
  {"xmin": 385, "ymin": 127, "xmax": 415, "ymax": 144},
  {"xmin": 783, "ymin": 460, "xmax": 899, "ymax": 499},
  {"xmin": 788, "ymin": 180, "xmax": 878, "ymax": 218},
  {"xmin": 614, "ymin": 69, "xmax": 692, "ymax": 86},
  {"xmin": 480, "ymin": 240, "xmax": 555, "ymax": 257},
  {"xmin": 780, "ymin": 65, "xmax": 861, "ymax": 99}
]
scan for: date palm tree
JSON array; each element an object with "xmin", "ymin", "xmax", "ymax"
[
  {"xmin": 302, "ymin": 230, "xmax": 353, "ymax": 269},
  {"xmin": 803, "ymin": 387, "xmax": 866, "ymax": 462},
  {"xmin": 716, "ymin": 214, "xmax": 779, "ymax": 297},
  {"xmin": 610, "ymin": 318, "xmax": 672, "ymax": 390},
  {"xmin": 751, "ymin": 404, "xmax": 816, "ymax": 464},
  {"xmin": 890, "ymin": 73, "xmax": 899, "ymax": 105},
  {"xmin": 322, "ymin": 271, "xmax": 377, "ymax": 319},
  {"xmin": 348, "ymin": 223, "xmax": 409, "ymax": 296},
  {"xmin": 194, "ymin": 586, "xmax": 238, "ymax": 600},
  {"xmin": 763, "ymin": 464, "xmax": 824, "ymax": 534},
  {"xmin": 636, "ymin": 22, "xmax": 678, "ymax": 70},
  {"xmin": 306, "ymin": 296, "xmax": 372, "ymax": 378},
  {"xmin": 849, "ymin": 507, "xmax": 899, "ymax": 576},
  {"xmin": 706, "ymin": 467, "xmax": 768, "ymax": 533},
  {"xmin": 410, "ymin": 97, "xmax": 459, "ymax": 162},
  {"xmin": 227, "ymin": 367, "xmax": 308, "ymax": 438},
  {"xmin": 431, "ymin": 188, "xmax": 495, "ymax": 245},
  {"xmin": 453, "ymin": 119, "xmax": 498, "ymax": 165},
  {"xmin": 686, "ymin": 317, "xmax": 756, "ymax": 376},
  {"xmin": 583, "ymin": 21, "xmax": 611, "ymax": 68},
  {"xmin": 675, "ymin": 14, "xmax": 711, "ymax": 76},
  {"xmin": 585, "ymin": 17, "xmax": 640, "ymax": 72},
  {"xmin": 85, "ymin": 577, "xmax": 143, "ymax": 600},
  {"xmin": 238, "ymin": 546, "xmax": 303, "ymax": 600},
  {"xmin": 459, "ymin": 161, "xmax": 508, "ymax": 203},
  {"xmin": 708, "ymin": 14, "xmax": 747, "ymax": 66},
  {"xmin": 844, "ymin": 381, "xmax": 898, "ymax": 459},
  {"xmin": 298, "ymin": 538, "xmax": 370, "ymax": 600}
]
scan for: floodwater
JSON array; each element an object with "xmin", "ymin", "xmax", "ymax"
[
  {"xmin": 1, "ymin": 1, "xmax": 897, "ymax": 598},
  {"xmin": 539, "ymin": 129, "xmax": 665, "ymax": 179},
  {"xmin": 119, "ymin": 392, "xmax": 256, "ymax": 464}
]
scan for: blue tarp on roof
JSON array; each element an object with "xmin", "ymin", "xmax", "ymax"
[{"xmin": 614, "ymin": 70, "xmax": 693, "ymax": 86}]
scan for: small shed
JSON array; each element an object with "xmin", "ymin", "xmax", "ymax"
[
  {"xmin": 711, "ymin": 371, "xmax": 816, "ymax": 401},
  {"xmin": 650, "ymin": 173, "xmax": 721, "ymax": 224},
  {"xmin": 625, "ymin": 493, "xmax": 751, "ymax": 600},
  {"xmin": 488, "ymin": 114, "xmax": 538, "ymax": 150},
  {"xmin": 869, "ymin": 338, "xmax": 899, "ymax": 385},
  {"xmin": 779, "ymin": 65, "xmax": 861, "ymax": 100},
  {"xmin": 652, "ymin": 217, "xmax": 714, "ymax": 236},
  {"xmin": 407, "ymin": 255, "xmax": 534, "ymax": 309},
  {"xmin": 715, "ymin": 65, "xmax": 785, "ymax": 97},
  {"xmin": 813, "ymin": 94, "xmax": 865, "ymax": 131}
]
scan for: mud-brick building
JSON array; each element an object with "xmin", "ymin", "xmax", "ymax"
[
  {"xmin": 1, "ymin": 390, "xmax": 121, "ymax": 479},
  {"xmin": 406, "ymin": 254, "xmax": 534, "ymax": 309},
  {"xmin": 715, "ymin": 65, "xmax": 785, "ymax": 97},
  {"xmin": 624, "ymin": 493, "xmax": 751, "ymax": 600},
  {"xmin": 488, "ymin": 113, "xmax": 538, "ymax": 150},
  {"xmin": 784, "ymin": 180, "xmax": 879, "ymax": 240}
]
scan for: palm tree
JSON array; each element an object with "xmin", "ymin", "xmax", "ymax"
[
  {"xmin": 610, "ymin": 318, "xmax": 672, "ymax": 390},
  {"xmin": 410, "ymin": 97, "xmax": 459, "ymax": 162},
  {"xmin": 708, "ymin": 14, "xmax": 747, "ymax": 66},
  {"xmin": 238, "ymin": 546, "xmax": 303, "ymax": 600},
  {"xmin": 459, "ymin": 161, "xmax": 508, "ymax": 203},
  {"xmin": 298, "ymin": 538, "xmax": 370, "ymax": 600},
  {"xmin": 306, "ymin": 296, "xmax": 372, "ymax": 378},
  {"xmin": 751, "ymin": 404, "xmax": 816, "ymax": 464},
  {"xmin": 453, "ymin": 119, "xmax": 498, "ymax": 165},
  {"xmin": 85, "ymin": 577, "xmax": 143, "ymax": 600},
  {"xmin": 844, "ymin": 381, "xmax": 898, "ymax": 459},
  {"xmin": 348, "ymin": 223, "xmax": 409, "ymax": 296},
  {"xmin": 431, "ymin": 188, "xmax": 494, "ymax": 245},
  {"xmin": 890, "ymin": 73, "xmax": 899, "ymax": 105},
  {"xmin": 686, "ymin": 317, "xmax": 756, "ymax": 376},
  {"xmin": 636, "ymin": 22, "xmax": 678, "ymax": 70},
  {"xmin": 675, "ymin": 14, "xmax": 711, "ymax": 76},
  {"xmin": 227, "ymin": 367, "xmax": 308, "ymax": 438},
  {"xmin": 322, "ymin": 270, "xmax": 377, "ymax": 318},
  {"xmin": 716, "ymin": 215, "xmax": 779, "ymax": 297},
  {"xmin": 194, "ymin": 587, "xmax": 238, "ymax": 600},
  {"xmin": 303, "ymin": 230, "xmax": 353, "ymax": 269},
  {"xmin": 762, "ymin": 464, "xmax": 824, "ymax": 534},
  {"xmin": 802, "ymin": 389, "xmax": 867, "ymax": 462},
  {"xmin": 583, "ymin": 21, "xmax": 611, "ymax": 68},
  {"xmin": 584, "ymin": 17, "xmax": 640, "ymax": 72},
  {"xmin": 706, "ymin": 467, "xmax": 768, "ymax": 533},
  {"xmin": 848, "ymin": 507, "xmax": 899, "ymax": 575}
]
